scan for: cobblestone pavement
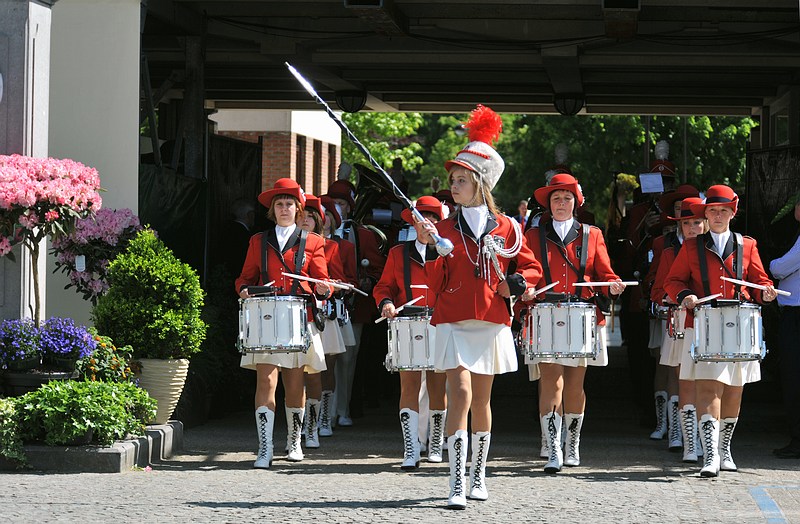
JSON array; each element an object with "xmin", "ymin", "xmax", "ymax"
[{"xmin": 2, "ymin": 346, "xmax": 799, "ymax": 523}]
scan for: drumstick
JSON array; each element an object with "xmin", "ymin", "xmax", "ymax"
[
  {"xmin": 531, "ymin": 281, "xmax": 560, "ymax": 297},
  {"xmin": 720, "ymin": 276, "xmax": 791, "ymax": 297},
  {"xmin": 375, "ymin": 296, "xmax": 424, "ymax": 323},
  {"xmin": 283, "ymin": 272, "xmax": 368, "ymax": 296},
  {"xmin": 573, "ymin": 281, "xmax": 639, "ymax": 287},
  {"xmin": 694, "ymin": 293, "xmax": 723, "ymax": 305},
  {"xmin": 410, "ymin": 284, "xmax": 429, "ymax": 289},
  {"xmin": 265, "ymin": 281, "xmax": 275, "ymax": 287}
]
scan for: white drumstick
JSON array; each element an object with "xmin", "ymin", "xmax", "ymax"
[
  {"xmin": 720, "ymin": 276, "xmax": 791, "ymax": 297},
  {"xmin": 532, "ymin": 281, "xmax": 560, "ymax": 297},
  {"xmin": 573, "ymin": 281, "xmax": 639, "ymax": 287},
  {"xmin": 375, "ymin": 295, "xmax": 424, "ymax": 323},
  {"xmin": 410, "ymin": 284, "xmax": 429, "ymax": 289},
  {"xmin": 265, "ymin": 280, "xmax": 275, "ymax": 287},
  {"xmin": 282, "ymin": 272, "xmax": 352, "ymax": 292},
  {"xmin": 694, "ymin": 293, "xmax": 722, "ymax": 305}
]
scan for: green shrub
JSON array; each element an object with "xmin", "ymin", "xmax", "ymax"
[
  {"xmin": 0, "ymin": 398, "xmax": 26, "ymax": 466},
  {"xmin": 92, "ymin": 229, "xmax": 206, "ymax": 359},
  {"xmin": 75, "ymin": 329, "xmax": 135, "ymax": 383},
  {"xmin": 17, "ymin": 381, "xmax": 157, "ymax": 446}
]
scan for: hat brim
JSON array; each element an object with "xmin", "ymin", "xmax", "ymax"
[
  {"xmin": 258, "ymin": 187, "xmax": 304, "ymax": 209},
  {"xmin": 534, "ymin": 183, "xmax": 584, "ymax": 208},
  {"xmin": 659, "ymin": 190, "xmax": 699, "ymax": 216},
  {"xmin": 327, "ymin": 191, "xmax": 355, "ymax": 210},
  {"xmin": 401, "ymin": 204, "xmax": 443, "ymax": 225},
  {"xmin": 445, "ymin": 159, "xmax": 479, "ymax": 176}
]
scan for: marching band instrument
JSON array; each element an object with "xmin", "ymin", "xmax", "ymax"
[{"xmin": 720, "ymin": 276, "xmax": 791, "ymax": 297}]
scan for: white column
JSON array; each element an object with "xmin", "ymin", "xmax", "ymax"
[{"xmin": 47, "ymin": 0, "xmax": 140, "ymax": 324}]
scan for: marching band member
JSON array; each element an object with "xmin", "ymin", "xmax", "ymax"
[
  {"xmin": 235, "ymin": 178, "xmax": 332, "ymax": 469},
  {"xmin": 326, "ymin": 179, "xmax": 386, "ymax": 427},
  {"xmin": 519, "ymin": 173, "xmax": 625, "ymax": 474},
  {"xmin": 299, "ymin": 195, "xmax": 348, "ymax": 449},
  {"xmin": 645, "ymin": 185, "xmax": 699, "ymax": 450},
  {"xmin": 374, "ymin": 195, "xmax": 448, "ymax": 470},
  {"xmin": 318, "ymin": 195, "xmax": 358, "ymax": 437},
  {"xmin": 650, "ymin": 196, "xmax": 706, "ymax": 462},
  {"xmin": 415, "ymin": 105, "xmax": 542, "ymax": 509},
  {"xmin": 664, "ymin": 184, "xmax": 777, "ymax": 477}
]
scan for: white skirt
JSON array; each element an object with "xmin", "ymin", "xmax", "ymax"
[
  {"xmin": 527, "ymin": 326, "xmax": 609, "ymax": 381},
  {"xmin": 677, "ymin": 327, "xmax": 761, "ymax": 386},
  {"xmin": 659, "ymin": 311, "xmax": 686, "ymax": 367},
  {"xmin": 321, "ymin": 319, "xmax": 347, "ymax": 355},
  {"xmin": 434, "ymin": 320, "xmax": 517, "ymax": 375},
  {"xmin": 648, "ymin": 318, "xmax": 664, "ymax": 350},
  {"xmin": 240, "ymin": 324, "xmax": 327, "ymax": 374},
  {"xmin": 340, "ymin": 317, "xmax": 356, "ymax": 346}
]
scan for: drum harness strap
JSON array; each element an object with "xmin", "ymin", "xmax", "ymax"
[
  {"xmin": 403, "ymin": 241, "xmax": 414, "ymax": 303},
  {"xmin": 261, "ymin": 229, "xmax": 309, "ymax": 295},
  {"xmin": 697, "ymin": 232, "xmax": 743, "ymax": 299},
  {"xmin": 539, "ymin": 222, "xmax": 590, "ymax": 300}
]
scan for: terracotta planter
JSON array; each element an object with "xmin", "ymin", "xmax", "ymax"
[{"xmin": 136, "ymin": 358, "xmax": 190, "ymax": 424}]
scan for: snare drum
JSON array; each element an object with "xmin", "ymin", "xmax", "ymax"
[
  {"xmin": 521, "ymin": 302, "xmax": 598, "ymax": 359},
  {"xmin": 385, "ymin": 316, "xmax": 435, "ymax": 372},
  {"xmin": 238, "ymin": 296, "xmax": 311, "ymax": 353},
  {"xmin": 666, "ymin": 306, "xmax": 686, "ymax": 340},
  {"xmin": 655, "ymin": 305, "xmax": 670, "ymax": 320},
  {"xmin": 691, "ymin": 303, "xmax": 765, "ymax": 362}
]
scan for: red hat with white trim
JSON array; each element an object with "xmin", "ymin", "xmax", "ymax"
[
  {"xmin": 534, "ymin": 173, "xmax": 585, "ymax": 208},
  {"xmin": 401, "ymin": 195, "xmax": 445, "ymax": 225},
  {"xmin": 690, "ymin": 185, "xmax": 739, "ymax": 217},
  {"xmin": 444, "ymin": 105, "xmax": 505, "ymax": 191},
  {"xmin": 258, "ymin": 178, "xmax": 306, "ymax": 209}
]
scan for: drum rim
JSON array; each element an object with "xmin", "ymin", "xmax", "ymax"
[{"xmin": 529, "ymin": 301, "xmax": 595, "ymax": 309}]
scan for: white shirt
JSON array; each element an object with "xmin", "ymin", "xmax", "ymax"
[
  {"xmin": 552, "ymin": 217, "xmax": 575, "ymax": 242},
  {"xmin": 275, "ymin": 223, "xmax": 297, "ymax": 252},
  {"xmin": 414, "ymin": 240, "xmax": 427, "ymax": 261},
  {"xmin": 770, "ymin": 233, "xmax": 800, "ymax": 307},
  {"xmin": 462, "ymin": 205, "xmax": 489, "ymax": 239},
  {"xmin": 710, "ymin": 230, "xmax": 730, "ymax": 257}
]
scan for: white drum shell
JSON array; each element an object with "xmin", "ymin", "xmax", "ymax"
[
  {"xmin": 385, "ymin": 316, "xmax": 435, "ymax": 372},
  {"xmin": 522, "ymin": 302, "xmax": 598, "ymax": 359},
  {"xmin": 692, "ymin": 303, "xmax": 765, "ymax": 362},
  {"xmin": 238, "ymin": 296, "xmax": 310, "ymax": 353}
]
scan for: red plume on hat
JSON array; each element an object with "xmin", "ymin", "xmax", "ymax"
[
  {"xmin": 444, "ymin": 105, "xmax": 505, "ymax": 190},
  {"xmin": 465, "ymin": 104, "xmax": 502, "ymax": 145}
]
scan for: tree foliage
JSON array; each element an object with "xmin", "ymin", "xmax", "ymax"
[{"xmin": 340, "ymin": 112, "xmax": 425, "ymax": 175}]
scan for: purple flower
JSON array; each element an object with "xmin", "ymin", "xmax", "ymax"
[
  {"xmin": 0, "ymin": 318, "xmax": 41, "ymax": 366},
  {"xmin": 39, "ymin": 317, "xmax": 97, "ymax": 359}
]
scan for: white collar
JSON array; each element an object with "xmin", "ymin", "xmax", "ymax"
[
  {"xmin": 414, "ymin": 239, "xmax": 427, "ymax": 260},
  {"xmin": 710, "ymin": 229, "xmax": 730, "ymax": 255},
  {"xmin": 552, "ymin": 217, "xmax": 574, "ymax": 241},
  {"xmin": 461, "ymin": 205, "xmax": 489, "ymax": 238},
  {"xmin": 276, "ymin": 223, "xmax": 297, "ymax": 251}
]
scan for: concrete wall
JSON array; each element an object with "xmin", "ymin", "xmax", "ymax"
[{"xmin": 46, "ymin": 0, "xmax": 140, "ymax": 325}]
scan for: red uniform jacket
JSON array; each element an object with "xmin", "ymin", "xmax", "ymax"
[
  {"xmin": 331, "ymin": 236, "xmax": 358, "ymax": 286},
  {"xmin": 235, "ymin": 227, "xmax": 330, "ymax": 297},
  {"xmin": 323, "ymin": 239, "xmax": 347, "ymax": 283},
  {"xmin": 348, "ymin": 224, "xmax": 386, "ymax": 323},
  {"xmin": 650, "ymin": 234, "xmax": 682, "ymax": 304},
  {"xmin": 424, "ymin": 210, "xmax": 542, "ymax": 327},
  {"xmin": 517, "ymin": 221, "xmax": 620, "ymax": 325},
  {"xmin": 664, "ymin": 232, "xmax": 773, "ymax": 327},
  {"xmin": 374, "ymin": 241, "xmax": 434, "ymax": 310}
]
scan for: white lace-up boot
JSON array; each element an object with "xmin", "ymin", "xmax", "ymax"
[
  {"xmin": 319, "ymin": 390, "xmax": 334, "ymax": 437},
  {"xmin": 542, "ymin": 412, "xmax": 563, "ymax": 474},
  {"xmin": 427, "ymin": 410, "xmax": 446, "ymax": 463},
  {"xmin": 468, "ymin": 432, "xmax": 491, "ymax": 501},
  {"xmin": 285, "ymin": 406, "xmax": 305, "ymax": 462},
  {"xmin": 540, "ymin": 422, "xmax": 549, "ymax": 459},
  {"xmin": 719, "ymin": 417, "xmax": 738, "ymax": 472},
  {"xmin": 399, "ymin": 408, "xmax": 421, "ymax": 470},
  {"xmin": 667, "ymin": 395, "xmax": 683, "ymax": 451},
  {"xmin": 680, "ymin": 405, "xmax": 699, "ymax": 463},
  {"xmin": 699, "ymin": 414, "xmax": 720, "ymax": 477},
  {"xmin": 563, "ymin": 413, "xmax": 584, "ymax": 467},
  {"xmin": 650, "ymin": 391, "xmax": 668, "ymax": 439},
  {"xmin": 446, "ymin": 430, "xmax": 468, "ymax": 509},
  {"xmin": 254, "ymin": 406, "xmax": 274, "ymax": 469},
  {"xmin": 304, "ymin": 399, "xmax": 320, "ymax": 449}
]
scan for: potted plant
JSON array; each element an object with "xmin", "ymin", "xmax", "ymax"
[
  {"xmin": 39, "ymin": 317, "xmax": 97, "ymax": 372},
  {"xmin": 75, "ymin": 330, "xmax": 135, "ymax": 383},
  {"xmin": 0, "ymin": 318, "xmax": 41, "ymax": 372},
  {"xmin": 92, "ymin": 229, "xmax": 207, "ymax": 424}
]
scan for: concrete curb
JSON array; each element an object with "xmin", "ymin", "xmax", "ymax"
[{"xmin": 1, "ymin": 421, "xmax": 183, "ymax": 473}]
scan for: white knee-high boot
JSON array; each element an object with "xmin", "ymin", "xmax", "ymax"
[
  {"xmin": 304, "ymin": 398, "xmax": 320, "ymax": 449},
  {"xmin": 719, "ymin": 417, "xmax": 738, "ymax": 472},
  {"xmin": 254, "ymin": 406, "xmax": 274, "ymax": 469},
  {"xmin": 699, "ymin": 414, "xmax": 720, "ymax": 477},
  {"xmin": 542, "ymin": 412, "xmax": 563, "ymax": 473},
  {"xmin": 650, "ymin": 391, "xmax": 668, "ymax": 439},
  {"xmin": 319, "ymin": 390, "xmax": 334, "ymax": 437},
  {"xmin": 468, "ymin": 431, "xmax": 491, "ymax": 501},
  {"xmin": 285, "ymin": 406, "xmax": 305, "ymax": 462},
  {"xmin": 563, "ymin": 413, "xmax": 584, "ymax": 467},
  {"xmin": 399, "ymin": 408, "xmax": 421, "ymax": 470},
  {"xmin": 427, "ymin": 410, "xmax": 446, "ymax": 463},
  {"xmin": 680, "ymin": 405, "xmax": 699, "ymax": 463},
  {"xmin": 667, "ymin": 395, "xmax": 682, "ymax": 451},
  {"xmin": 540, "ymin": 421, "xmax": 549, "ymax": 459},
  {"xmin": 446, "ymin": 430, "xmax": 468, "ymax": 509}
]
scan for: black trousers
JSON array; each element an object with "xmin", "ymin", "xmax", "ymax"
[{"xmin": 779, "ymin": 306, "xmax": 800, "ymax": 443}]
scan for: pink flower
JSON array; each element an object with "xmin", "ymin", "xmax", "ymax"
[
  {"xmin": 45, "ymin": 210, "xmax": 60, "ymax": 222},
  {"xmin": 0, "ymin": 236, "xmax": 11, "ymax": 256}
]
